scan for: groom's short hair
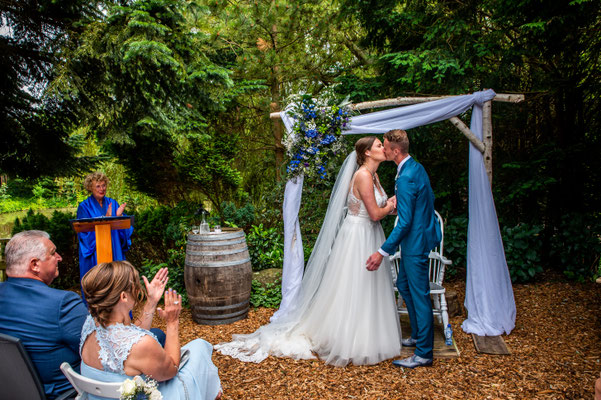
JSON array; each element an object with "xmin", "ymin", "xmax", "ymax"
[{"xmin": 384, "ymin": 129, "xmax": 409, "ymax": 154}]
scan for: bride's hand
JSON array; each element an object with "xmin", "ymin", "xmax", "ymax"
[{"xmin": 386, "ymin": 198, "xmax": 396, "ymax": 214}]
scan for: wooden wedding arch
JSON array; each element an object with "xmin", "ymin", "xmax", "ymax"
[{"xmin": 270, "ymin": 92, "xmax": 525, "ymax": 185}]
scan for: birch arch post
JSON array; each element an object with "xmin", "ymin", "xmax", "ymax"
[{"xmin": 269, "ymin": 90, "xmax": 524, "ymax": 338}]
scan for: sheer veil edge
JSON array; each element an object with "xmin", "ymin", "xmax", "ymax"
[{"xmin": 215, "ymin": 151, "xmax": 358, "ymax": 362}]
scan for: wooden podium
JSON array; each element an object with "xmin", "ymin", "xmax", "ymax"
[{"xmin": 71, "ymin": 216, "xmax": 133, "ymax": 263}]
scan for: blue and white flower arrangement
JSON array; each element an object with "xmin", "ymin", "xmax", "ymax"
[
  {"xmin": 282, "ymin": 96, "xmax": 351, "ymax": 181},
  {"xmin": 119, "ymin": 376, "xmax": 162, "ymax": 400}
]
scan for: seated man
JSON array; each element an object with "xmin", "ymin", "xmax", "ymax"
[
  {"xmin": 0, "ymin": 230, "xmax": 88, "ymax": 399},
  {"xmin": 0, "ymin": 230, "xmax": 167, "ymax": 399}
]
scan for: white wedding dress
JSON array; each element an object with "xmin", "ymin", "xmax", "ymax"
[{"xmin": 216, "ymin": 152, "xmax": 401, "ymax": 367}]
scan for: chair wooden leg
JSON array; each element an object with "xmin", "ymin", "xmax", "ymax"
[
  {"xmin": 432, "ymin": 295, "xmax": 442, "ymax": 323},
  {"xmin": 440, "ymin": 293, "xmax": 449, "ymax": 328}
]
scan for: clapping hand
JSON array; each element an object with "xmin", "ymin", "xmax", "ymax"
[
  {"xmin": 116, "ymin": 202, "xmax": 127, "ymax": 216},
  {"xmin": 158, "ymin": 288, "xmax": 182, "ymax": 324},
  {"xmin": 143, "ymin": 267, "xmax": 169, "ymax": 308},
  {"xmin": 105, "ymin": 202, "xmax": 127, "ymax": 216}
]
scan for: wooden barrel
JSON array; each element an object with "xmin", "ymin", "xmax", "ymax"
[{"xmin": 184, "ymin": 228, "xmax": 252, "ymax": 325}]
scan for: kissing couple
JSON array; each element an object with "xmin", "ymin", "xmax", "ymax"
[{"xmin": 216, "ymin": 129, "xmax": 440, "ymax": 369}]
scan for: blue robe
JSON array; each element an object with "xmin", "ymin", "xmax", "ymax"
[{"xmin": 77, "ymin": 195, "xmax": 133, "ymax": 284}]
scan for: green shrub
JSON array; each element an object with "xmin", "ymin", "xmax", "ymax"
[
  {"xmin": 501, "ymin": 223, "xmax": 543, "ymax": 283},
  {"xmin": 140, "ymin": 255, "xmax": 188, "ymax": 306},
  {"xmin": 247, "ymin": 224, "xmax": 284, "ymax": 271},
  {"xmin": 250, "ymin": 280, "xmax": 282, "ymax": 308},
  {"xmin": 11, "ymin": 209, "xmax": 79, "ymax": 289},
  {"xmin": 215, "ymin": 201, "xmax": 256, "ymax": 230},
  {"xmin": 0, "ymin": 183, "xmax": 9, "ymax": 201},
  {"xmin": 549, "ymin": 212, "xmax": 601, "ymax": 282},
  {"xmin": 444, "ymin": 215, "xmax": 468, "ymax": 279}
]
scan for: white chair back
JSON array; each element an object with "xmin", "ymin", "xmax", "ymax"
[
  {"xmin": 428, "ymin": 210, "xmax": 446, "ymax": 286},
  {"xmin": 388, "ymin": 210, "xmax": 453, "ymax": 333},
  {"xmin": 60, "ymin": 362, "xmax": 122, "ymax": 399}
]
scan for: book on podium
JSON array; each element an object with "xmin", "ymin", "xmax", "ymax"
[{"xmin": 70, "ymin": 216, "xmax": 133, "ymax": 263}]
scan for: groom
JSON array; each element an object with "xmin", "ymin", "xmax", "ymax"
[{"xmin": 366, "ymin": 129, "xmax": 441, "ymax": 369}]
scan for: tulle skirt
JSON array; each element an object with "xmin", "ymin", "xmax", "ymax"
[
  {"xmin": 216, "ymin": 214, "xmax": 401, "ymax": 367},
  {"xmin": 292, "ymin": 215, "xmax": 401, "ymax": 366}
]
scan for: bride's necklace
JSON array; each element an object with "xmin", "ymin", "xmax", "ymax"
[{"xmin": 362, "ymin": 166, "xmax": 377, "ymax": 183}]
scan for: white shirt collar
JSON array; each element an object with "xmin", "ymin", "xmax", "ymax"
[{"xmin": 397, "ymin": 155, "xmax": 412, "ymax": 176}]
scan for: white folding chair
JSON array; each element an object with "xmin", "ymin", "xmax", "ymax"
[
  {"xmin": 389, "ymin": 210, "xmax": 453, "ymax": 333},
  {"xmin": 60, "ymin": 362, "xmax": 122, "ymax": 400}
]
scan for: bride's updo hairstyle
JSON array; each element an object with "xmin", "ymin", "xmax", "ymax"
[
  {"xmin": 355, "ymin": 136, "xmax": 377, "ymax": 167},
  {"xmin": 82, "ymin": 261, "xmax": 144, "ymax": 328}
]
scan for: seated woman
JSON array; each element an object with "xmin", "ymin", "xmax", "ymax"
[{"xmin": 80, "ymin": 261, "xmax": 222, "ymax": 400}]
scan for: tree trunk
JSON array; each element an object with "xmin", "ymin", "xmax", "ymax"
[{"xmin": 270, "ymin": 22, "xmax": 284, "ymax": 181}]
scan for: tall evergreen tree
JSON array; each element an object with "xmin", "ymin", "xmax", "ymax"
[
  {"xmin": 0, "ymin": 0, "xmax": 102, "ymax": 177},
  {"xmin": 52, "ymin": 0, "xmax": 263, "ymax": 206}
]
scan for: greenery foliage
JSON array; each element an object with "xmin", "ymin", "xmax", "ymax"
[
  {"xmin": 247, "ymin": 224, "xmax": 284, "ymax": 272},
  {"xmin": 250, "ymin": 280, "xmax": 282, "ymax": 309},
  {"xmin": 443, "ymin": 215, "xmax": 468, "ymax": 280},
  {"xmin": 3, "ymin": 0, "xmax": 601, "ymax": 285},
  {"xmin": 501, "ymin": 223, "xmax": 543, "ymax": 283},
  {"xmin": 11, "ymin": 210, "xmax": 79, "ymax": 289},
  {"xmin": 0, "ymin": 0, "xmax": 103, "ymax": 178},
  {"xmin": 53, "ymin": 0, "xmax": 264, "ymax": 205},
  {"xmin": 549, "ymin": 213, "xmax": 601, "ymax": 282}
]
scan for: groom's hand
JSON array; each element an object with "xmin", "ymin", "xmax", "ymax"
[{"xmin": 366, "ymin": 252, "xmax": 383, "ymax": 271}]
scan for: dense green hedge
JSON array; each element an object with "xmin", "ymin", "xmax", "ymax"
[{"xmin": 6, "ymin": 201, "xmax": 600, "ymax": 299}]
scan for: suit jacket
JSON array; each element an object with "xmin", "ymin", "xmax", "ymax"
[
  {"xmin": 0, "ymin": 278, "xmax": 88, "ymax": 399},
  {"xmin": 381, "ymin": 157, "xmax": 441, "ymax": 256}
]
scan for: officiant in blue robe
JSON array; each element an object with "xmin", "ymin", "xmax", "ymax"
[{"xmin": 77, "ymin": 172, "xmax": 133, "ymax": 302}]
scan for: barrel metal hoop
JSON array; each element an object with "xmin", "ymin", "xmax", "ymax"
[
  {"xmin": 187, "ymin": 238, "xmax": 246, "ymax": 247},
  {"xmin": 193, "ymin": 308, "xmax": 249, "ymax": 320},
  {"xmin": 188, "ymin": 232, "xmax": 244, "ymax": 241},
  {"xmin": 192, "ymin": 300, "xmax": 249, "ymax": 311},
  {"xmin": 186, "ymin": 247, "xmax": 248, "ymax": 257},
  {"xmin": 186, "ymin": 258, "xmax": 251, "ymax": 268},
  {"xmin": 193, "ymin": 312, "xmax": 249, "ymax": 325}
]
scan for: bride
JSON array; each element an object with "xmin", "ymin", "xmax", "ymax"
[{"xmin": 216, "ymin": 137, "xmax": 401, "ymax": 366}]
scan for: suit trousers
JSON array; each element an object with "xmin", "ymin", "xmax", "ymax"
[{"xmin": 396, "ymin": 253, "xmax": 434, "ymax": 359}]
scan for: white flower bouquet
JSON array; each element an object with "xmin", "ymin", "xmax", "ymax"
[{"xmin": 119, "ymin": 376, "xmax": 162, "ymax": 400}]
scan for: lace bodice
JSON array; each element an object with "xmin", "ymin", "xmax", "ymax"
[
  {"xmin": 79, "ymin": 315, "xmax": 158, "ymax": 374},
  {"xmin": 347, "ymin": 175, "xmax": 388, "ymax": 218}
]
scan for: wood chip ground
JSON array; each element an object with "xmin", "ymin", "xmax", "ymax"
[{"xmin": 147, "ymin": 277, "xmax": 601, "ymax": 399}]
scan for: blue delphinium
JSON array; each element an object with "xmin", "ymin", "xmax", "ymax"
[
  {"xmin": 284, "ymin": 96, "xmax": 351, "ymax": 181},
  {"xmin": 317, "ymin": 164, "xmax": 327, "ymax": 179},
  {"xmin": 305, "ymin": 129, "xmax": 318, "ymax": 138},
  {"xmin": 320, "ymin": 135, "xmax": 336, "ymax": 145}
]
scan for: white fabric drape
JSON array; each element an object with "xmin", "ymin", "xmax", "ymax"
[
  {"xmin": 270, "ymin": 177, "xmax": 304, "ymax": 322},
  {"xmin": 276, "ymin": 89, "xmax": 516, "ymax": 336},
  {"xmin": 461, "ymin": 97, "xmax": 516, "ymax": 335}
]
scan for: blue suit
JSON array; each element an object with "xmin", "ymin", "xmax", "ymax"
[
  {"xmin": 381, "ymin": 157, "xmax": 441, "ymax": 359},
  {"xmin": 0, "ymin": 278, "xmax": 88, "ymax": 399}
]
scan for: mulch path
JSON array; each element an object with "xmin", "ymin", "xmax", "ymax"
[{"xmin": 150, "ymin": 278, "xmax": 601, "ymax": 399}]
